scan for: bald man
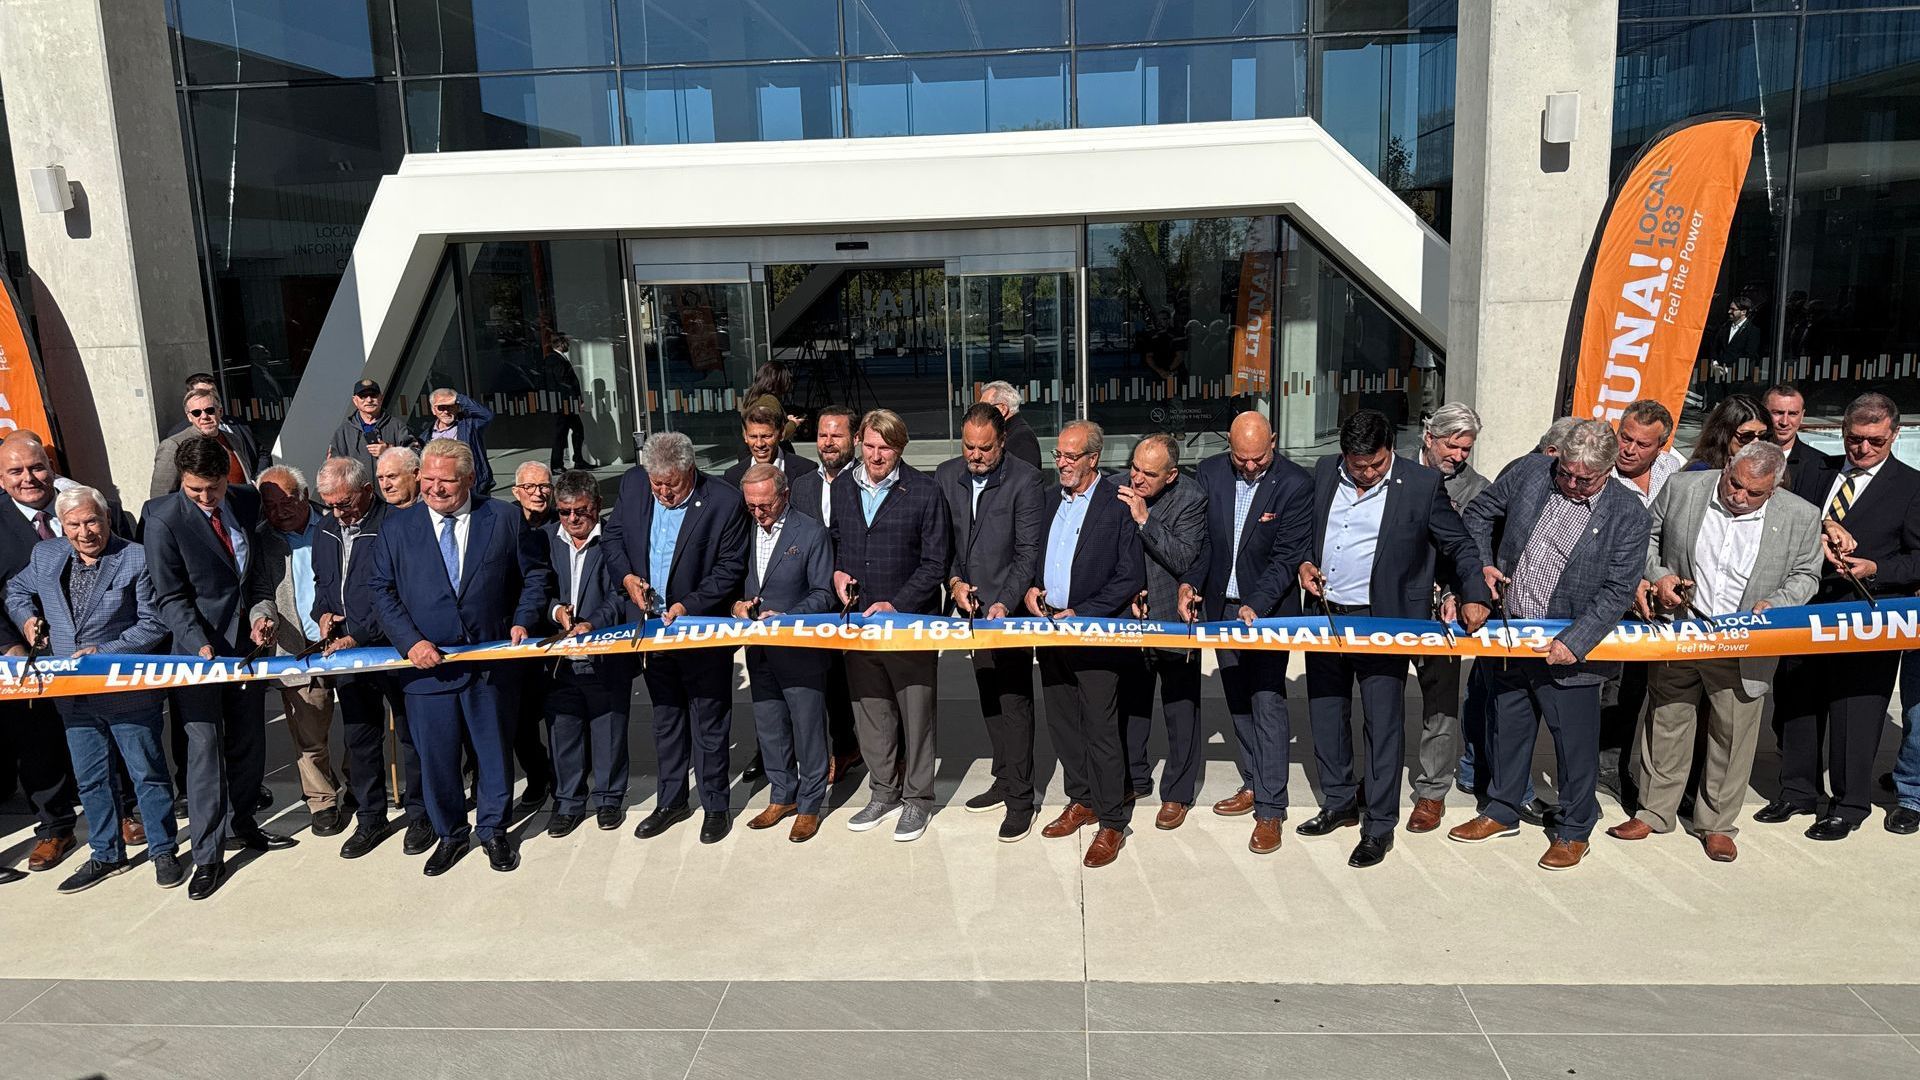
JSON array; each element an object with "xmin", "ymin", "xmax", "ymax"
[{"xmin": 1177, "ymin": 412, "xmax": 1314, "ymax": 854}]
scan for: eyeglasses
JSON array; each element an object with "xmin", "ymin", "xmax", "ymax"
[
  {"xmin": 1051, "ymin": 449, "xmax": 1095, "ymax": 462},
  {"xmin": 556, "ymin": 506, "xmax": 596, "ymax": 518},
  {"xmin": 513, "ymin": 483, "xmax": 553, "ymax": 493},
  {"xmin": 1553, "ymin": 463, "xmax": 1606, "ymax": 492},
  {"xmin": 188, "ymin": 407, "xmax": 219, "ymax": 418}
]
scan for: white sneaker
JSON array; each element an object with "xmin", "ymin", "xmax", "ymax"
[{"xmin": 846, "ymin": 799, "xmax": 902, "ymax": 832}]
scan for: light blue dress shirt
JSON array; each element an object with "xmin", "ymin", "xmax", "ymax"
[
  {"xmin": 854, "ymin": 465, "xmax": 898, "ymax": 525},
  {"xmin": 1319, "ymin": 460, "xmax": 1392, "ymax": 607},
  {"xmin": 281, "ymin": 518, "xmax": 323, "ymax": 640},
  {"xmin": 200, "ymin": 500, "xmax": 250, "ymax": 579},
  {"xmin": 1043, "ymin": 485, "xmax": 1096, "ymax": 609},
  {"xmin": 649, "ymin": 496, "xmax": 689, "ymax": 601},
  {"xmin": 1224, "ymin": 469, "xmax": 1265, "ymax": 599}
]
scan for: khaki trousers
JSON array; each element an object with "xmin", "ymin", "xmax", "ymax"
[
  {"xmin": 280, "ymin": 683, "xmax": 341, "ymax": 811},
  {"xmin": 1633, "ymin": 659, "xmax": 1764, "ymax": 837}
]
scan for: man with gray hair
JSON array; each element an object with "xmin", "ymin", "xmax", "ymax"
[
  {"xmin": 1611, "ymin": 439, "xmax": 1821, "ymax": 862},
  {"xmin": 603, "ymin": 430, "xmax": 749, "ymax": 845},
  {"xmin": 417, "ymin": 387, "xmax": 495, "ymax": 496},
  {"xmin": 377, "ymin": 445, "xmax": 422, "ymax": 508},
  {"xmin": 1451, "ymin": 419, "xmax": 1650, "ymax": 872},
  {"xmin": 977, "ymin": 381, "xmax": 1043, "ymax": 470}
]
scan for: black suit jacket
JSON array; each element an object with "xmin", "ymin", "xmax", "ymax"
[
  {"xmin": 1003, "ymin": 414, "xmax": 1043, "ymax": 471},
  {"xmin": 545, "ymin": 520, "xmax": 633, "ymax": 681},
  {"xmin": 313, "ymin": 500, "xmax": 394, "ymax": 645},
  {"xmin": 1815, "ymin": 455, "xmax": 1920, "ymax": 600},
  {"xmin": 829, "ymin": 464, "xmax": 951, "ymax": 614},
  {"xmin": 721, "ymin": 452, "xmax": 819, "ymax": 490},
  {"xmin": 601, "ymin": 469, "xmax": 748, "ymax": 618},
  {"xmin": 1181, "ymin": 453, "xmax": 1315, "ymax": 619},
  {"xmin": 934, "ymin": 454, "xmax": 1045, "ymax": 615},
  {"xmin": 788, "ymin": 467, "xmax": 836, "ymax": 526},
  {"xmin": 1033, "ymin": 476, "xmax": 1145, "ymax": 618},
  {"xmin": 1292, "ymin": 454, "xmax": 1489, "ymax": 621},
  {"xmin": 140, "ymin": 488, "xmax": 273, "ymax": 657},
  {"xmin": 1784, "ymin": 439, "xmax": 1837, "ymax": 506}
]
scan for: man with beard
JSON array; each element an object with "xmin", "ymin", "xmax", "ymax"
[{"xmin": 789, "ymin": 405, "xmax": 861, "ymax": 779}]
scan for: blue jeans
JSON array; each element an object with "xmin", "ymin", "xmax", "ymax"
[
  {"xmin": 1457, "ymin": 662, "xmax": 1538, "ymax": 805},
  {"xmin": 62, "ymin": 703, "xmax": 177, "ymax": 862},
  {"xmin": 1893, "ymin": 652, "xmax": 1920, "ymax": 811}
]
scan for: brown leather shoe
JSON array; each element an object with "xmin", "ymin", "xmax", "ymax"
[
  {"xmin": 1213, "ymin": 788, "xmax": 1255, "ymax": 817},
  {"xmin": 1155, "ymin": 802, "xmax": 1190, "ymax": 830},
  {"xmin": 1701, "ymin": 833, "xmax": 1737, "ymax": 863},
  {"xmin": 1539, "ymin": 838, "xmax": 1590, "ymax": 870},
  {"xmin": 1041, "ymin": 803, "xmax": 1097, "ymax": 838},
  {"xmin": 1605, "ymin": 817, "xmax": 1652, "ymax": 841},
  {"xmin": 789, "ymin": 814, "xmax": 820, "ymax": 843},
  {"xmin": 1083, "ymin": 827, "xmax": 1125, "ymax": 868},
  {"xmin": 1249, "ymin": 816, "xmax": 1283, "ymax": 854},
  {"xmin": 1447, "ymin": 815, "xmax": 1519, "ymax": 843},
  {"xmin": 121, "ymin": 817, "xmax": 146, "ymax": 846},
  {"xmin": 28, "ymin": 834, "xmax": 75, "ymax": 872},
  {"xmin": 748, "ymin": 803, "xmax": 796, "ymax": 830},
  {"xmin": 827, "ymin": 750, "xmax": 863, "ymax": 784},
  {"xmin": 1406, "ymin": 798, "xmax": 1445, "ymax": 833}
]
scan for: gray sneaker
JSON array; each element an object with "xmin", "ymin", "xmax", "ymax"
[
  {"xmin": 846, "ymin": 799, "xmax": 903, "ymax": 832},
  {"xmin": 893, "ymin": 804, "xmax": 930, "ymax": 842}
]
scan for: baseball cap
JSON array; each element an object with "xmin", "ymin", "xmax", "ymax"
[{"xmin": 352, "ymin": 379, "xmax": 382, "ymax": 397}]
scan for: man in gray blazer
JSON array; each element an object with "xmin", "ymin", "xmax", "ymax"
[
  {"xmin": 1451, "ymin": 420, "xmax": 1651, "ymax": 872},
  {"xmin": 1115, "ymin": 433, "xmax": 1208, "ymax": 830},
  {"xmin": 1609, "ymin": 441, "xmax": 1821, "ymax": 862},
  {"xmin": 734, "ymin": 464, "xmax": 837, "ymax": 843},
  {"xmin": 935, "ymin": 403, "xmax": 1044, "ymax": 841}
]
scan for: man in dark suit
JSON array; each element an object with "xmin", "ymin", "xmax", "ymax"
[
  {"xmin": 541, "ymin": 470, "xmax": 633, "ymax": 838},
  {"xmin": 1176, "ymin": 411, "xmax": 1314, "ymax": 854},
  {"xmin": 0, "ymin": 432, "xmax": 80, "ymax": 873},
  {"xmin": 1451, "ymin": 420, "xmax": 1650, "ymax": 871},
  {"xmin": 311, "ymin": 455, "xmax": 421, "ymax": 860},
  {"xmin": 1115, "ymin": 433, "xmax": 1209, "ymax": 830},
  {"xmin": 722, "ymin": 405, "xmax": 821, "ymax": 489},
  {"xmin": 142, "ymin": 435, "xmax": 291, "ymax": 899},
  {"xmin": 150, "ymin": 386, "xmax": 269, "ymax": 499},
  {"xmin": 979, "ymin": 381, "xmax": 1044, "ymax": 471},
  {"xmin": 1288, "ymin": 410, "xmax": 1489, "ymax": 868},
  {"xmin": 1028, "ymin": 421, "xmax": 1144, "ymax": 868},
  {"xmin": 935, "ymin": 403, "xmax": 1044, "ymax": 840},
  {"xmin": 787, "ymin": 405, "xmax": 861, "ymax": 780},
  {"xmin": 602, "ymin": 431, "xmax": 749, "ymax": 845},
  {"xmin": 831, "ymin": 408, "xmax": 951, "ymax": 843},
  {"xmin": 734, "ymin": 464, "xmax": 837, "ymax": 842},
  {"xmin": 1768, "ymin": 392, "xmax": 1920, "ymax": 840},
  {"xmin": 1763, "ymin": 383, "xmax": 1837, "ymax": 504},
  {"xmin": 366, "ymin": 437, "xmax": 553, "ymax": 876}
]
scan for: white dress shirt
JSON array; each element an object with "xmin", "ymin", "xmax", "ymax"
[
  {"xmin": 553, "ymin": 524, "xmax": 601, "ymax": 621},
  {"xmin": 427, "ymin": 500, "xmax": 473, "ymax": 583},
  {"xmin": 818, "ymin": 469, "xmax": 838, "ymax": 526},
  {"xmin": 1691, "ymin": 493, "xmax": 1768, "ymax": 616},
  {"xmin": 1822, "ymin": 456, "xmax": 1888, "ymax": 517},
  {"xmin": 755, "ymin": 512, "xmax": 787, "ymax": 584},
  {"xmin": 13, "ymin": 498, "xmax": 60, "ymax": 538}
]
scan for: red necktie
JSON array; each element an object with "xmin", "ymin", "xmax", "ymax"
[
  {"xmin": 32, "ymin": 511, "xmax": 52, "ymax": 541},
  {"xmin": 208, "ymin": 507, "xmax": 236, "ymax": 560}
]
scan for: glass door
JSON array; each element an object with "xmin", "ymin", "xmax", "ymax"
[
  {"xmin": 946, "ymin": 253, "xmax": 1078, "ymax": 451},
  {"xmin": 630, "ymin": 263, "xmax": 769, "ymax": 469}
]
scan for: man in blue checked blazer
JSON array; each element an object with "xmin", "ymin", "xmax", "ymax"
[
  {"xmin": 1176, "ymin": 411, "xmax": 1314, "ymax": 855},
  {"xmin": 830, "ymin": 409, "xmax": 951, "ymax": 843},
  {"xmin": 602, "ymin": 430, "xmax": 750, "ymax": 846},
  {"xmin": 1452, "ymin": 420, "xmax": 1650, "ymax": 871},
  {"xmin": 366, "ymin": 438, "xmax": 553, "ymax": 877},
  {"xmin": 733, "ymin": 464, "xmax": 836, "ymax": 843}
]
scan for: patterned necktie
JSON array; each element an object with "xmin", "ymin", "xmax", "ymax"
[
  {"xmin": 1828, "ymin": 467, "xmax": 1865, "ymax": 523},
  {"xmin": 32, "ymin": 511, "xmax": 52, "ymax": 541},
  {"xmin": 439, "ymin": 515, "xmax": 461, "ymax": 591},
  {"xmin": 208, "ymin": 507, "xmax": 236, "ymax": 560}
]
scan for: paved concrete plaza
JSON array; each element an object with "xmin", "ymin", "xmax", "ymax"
[{"xmin": 3, "ymin": 652, "xmax": 1918, "ymax": 1077}]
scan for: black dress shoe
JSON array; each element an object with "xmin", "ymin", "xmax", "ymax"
[
  {"xmin": 1805, "ymin": 815, "xmax": 1859, "ymax": 842},
  {"xmin": 634, "ymin": 805, "xmax": 692, "ymax": 839},
  {"xmin": 227, "ymin": 827, "xmax": 298, "ymax": 852},
  {"xmin": 516, "ymin": 787, "xmax": 550, "ymax": 813},
  {"xmin": 1295, "ymin": 806, "xmax": 1360, "ymax": 836},
  {"xmin": 187, "ymin": 862, "xmax": 224, "ymax": 900},
  {"xmin": 700, "ymin": 811, "xmax": 731, "ymax": 844},
  {"xmin": 1754, "ymin": 799, "xmax": 1815, "ymax": 824},
  {"xmin": 310, "ymin": 808, "xmax": 347, "ymax": 837},
  {"xmin": 1887, "ymin": 806, "xmax": 1920, "ymax": 835},
  {"xmin": 740, "ymin": 754, "xmax": 765, "ymax": 783},
  {"xmin": 153, "ymin": 853, "xmax": 186, "ymax": 889},
  {"xmin": 339, "ymin": 820, "xmax": 390, "ymax": 860},
  {"xmin": 1349, "ymin": 833, "xmax": 1395, "ymax": 868},
  {"xmin": 0, "ymin": 866, "xmax": 23, "ymax": 885},
  {"xmin": 423, "ymin": 838, "xmax": 469, "ymax": 876},
  {"xmin": 547, "ymin": 813, "xmax": 583, "ymax": 839},
  {"xmin": 257, "ymin": 784, "xmax": 275, "ymax": 807},
  {"xmin": 402, "ymin": 818, "xmax": 436, "ymax": 855},
  {"xmin": 1516, "ymin": 799, "xmax": 1559, "ymax": 828},
  {"xmin": 1881, "ymin": 772, "xmax": 1897, "ymax": 794},
  {"xmin": 482, "ymin": 835, "xmax": 519, "ymax": 872},
  {"xmin": 596, "ymin": 807, "xmax": 623, "ymax": 831}
]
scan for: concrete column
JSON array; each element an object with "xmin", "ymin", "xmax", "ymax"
[
  {"xmin": 1448, "ymin": 0, "xmax": 1618, "ymax": 472},
  {"xmin": 0, "ymin": 0, "xmax": 210, "ymax": 504}
]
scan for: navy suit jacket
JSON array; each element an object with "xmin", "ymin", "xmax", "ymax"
[
  {"xmin": 935, "ymin": 454, "xmax": 1045, "ymax": 615},
  {"xmin": 140, "ymin": 488, "xmax": 273, "ymax": 657},
  {"xmin": 745, "ymin": 510, "xmax": 835, "ymax": 616},
  {"xmin": 1292, "ymin": 454, "xmax": 1490, "ymax": 621},
  {"xmin": 1034, "ymin": 475, "xmax": 1145, "ymax": 619},
  {"xmin": 830, "ymin": 464, "xmax": 951, "ymax": 614},
  {"xmin": 312, "ymin": 500, "xmax": 394, "ymax": 645},
  {"xmin": 414, "ymin": 393, "xmax": 496, "ymax": 494},
  {"xmin": 601, "ymin": 469, "xmax": 748, "ymax": 619},
  {"xmin": 721, "ymin": 452, "xmax": 818, "ymax": 490},
  {"xmin": 1182, "ymin": 453, "xmax": 1314, "ymax": 619},
  {"xmin": 788, "ymin": 467, "xmax": 839, "ymax": 526},
  {"xmin": 366, "ymin": 497, "xmax": 554, "ymax": 694},
  {"xmin": 545, "ymin": 520, "xmax": 632, "ymax": 681}
]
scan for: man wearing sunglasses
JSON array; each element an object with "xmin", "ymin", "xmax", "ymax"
[
  {"xmin": 415, "ymin": 388, "xmax": 496, "ymax": 498},
  {"xmin": 1451, "ymin": 420, "xmax": 1650, "ymax": 872},
  {"xmin": 149, "ymin": 386, "xmax": 268, "ymax": 500}
]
